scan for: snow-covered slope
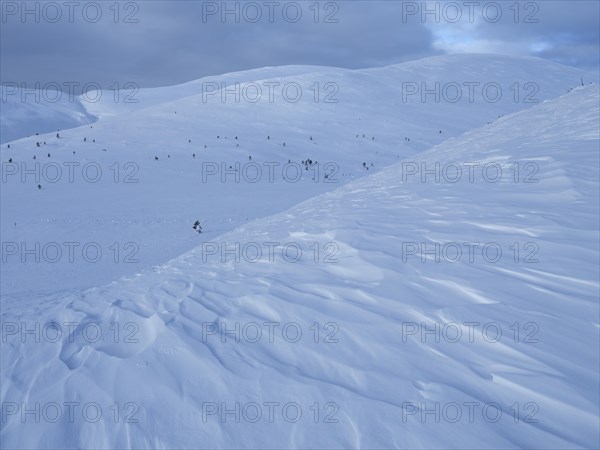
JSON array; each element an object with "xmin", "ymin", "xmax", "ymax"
[
  {"xmin": 0, "ymin": 85, "xmax": 96, "ymax": 144},
  {"xmin": 83, "ymin": 65, "xmax": 344, "ymax": 119},
  {"xmin": 1, "ymin": 82, "xmax": 598, "ymax": 448},
  {"xmin": 0, "ymin": 54, "xmax": 591, "ymax": 297}
]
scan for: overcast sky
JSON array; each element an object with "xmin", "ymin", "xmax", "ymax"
[{"xmin": 1, "ymin": 0, "xmax": 598, "ymax": 90}]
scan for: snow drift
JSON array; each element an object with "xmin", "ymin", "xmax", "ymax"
[{"xmin": 0, "ymin": 56, "xmax": 598, "ymax": 448}]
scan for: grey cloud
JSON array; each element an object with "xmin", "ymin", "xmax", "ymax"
[
  {"xmin": 0, "ymin": 0, "xmax": 597, "ymax": 92},
  {"xmin": 1, "ymin": 1, "xmax": 434, "ymax": 90},
  {"xmin": 445, "ymin": 0, "xmax": 600, "ymax": 70}
]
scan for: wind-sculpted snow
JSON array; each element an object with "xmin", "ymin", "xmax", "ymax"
[{"xmin": 1, "ymin": 85, "xmax": 598, "ymax": 448}]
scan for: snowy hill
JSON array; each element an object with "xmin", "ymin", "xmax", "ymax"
[
  {"xmin": 1, "ymin": 75, "xmax": 598, "ymax": 448},
  {"xmin": 0, "ymin": 54, "xmax": 592, "ymax": 297},
  {"xmin": 0, "ymin": 85, "xmax": 96, "ymax": 144}
]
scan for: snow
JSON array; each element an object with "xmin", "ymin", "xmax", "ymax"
[
  {"xmin": 1, "ymin": 53, "xmax": 592, "ymax": 296},
  {"xmin": 1, "ymin": 54, "xmax": 599, "ymax": 449},
  {"xmin": 0, "ymin": 85, "xmax": 96, "ymax": 144}
]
